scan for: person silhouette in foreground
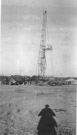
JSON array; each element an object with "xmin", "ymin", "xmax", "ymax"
[{"xmin": 37, "ymin": 104, "xmax": 57, "ymax": 135}]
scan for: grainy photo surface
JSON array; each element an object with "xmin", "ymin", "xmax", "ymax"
[{"xmin": 0, "ymin": 0, "xmax": 77, "ymax": 135}]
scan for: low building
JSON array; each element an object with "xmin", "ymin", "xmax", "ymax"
[
  {"xmin": 9, "ymin": 77, "xmax": 17, "ymax": 85},
  {"xmin": 65, "ymin": 78, "xmax": 76, "ymax": 85}
]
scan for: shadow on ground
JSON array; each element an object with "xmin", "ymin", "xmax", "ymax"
[{"xmin": 0, "ymin": 102, "xmax": 76, "ymax": 135}]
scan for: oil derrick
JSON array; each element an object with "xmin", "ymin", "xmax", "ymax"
[{"xmin": 38, "ymin": 10, "xmax": 52, "ymax": 78}]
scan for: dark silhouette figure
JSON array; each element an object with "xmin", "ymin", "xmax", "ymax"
[{"xmin": 37, "ymin": 105, "xmax": 57, "ymax": 135}]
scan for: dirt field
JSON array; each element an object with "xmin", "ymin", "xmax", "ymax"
[{"xmin": 0, "ymin": 85, "xmax": 76, "ymax": 135}]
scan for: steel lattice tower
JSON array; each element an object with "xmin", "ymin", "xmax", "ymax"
[{"xmin": 38, "ymin": 11, "xmax": 47, "ymax": 77}]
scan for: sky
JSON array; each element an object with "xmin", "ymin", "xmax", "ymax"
[{"xmin": 1, "ymin": 0, "xmax": 77, "ymax": 76}]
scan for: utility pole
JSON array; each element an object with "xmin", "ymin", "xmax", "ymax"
[{"xmin": 38, "ymin": 10, "xmax": 52, "ymax": 78}]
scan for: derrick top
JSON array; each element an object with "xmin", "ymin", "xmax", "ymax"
[
  {"xmin": 43, "ymin": 10, "xmax": 47, "ymax": 15},
  {"xmin": 45, "ymin": 10, "xmax": 47, "ymax": 14}
]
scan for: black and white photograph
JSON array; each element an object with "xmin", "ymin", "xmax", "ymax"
[{"xmin": 0, "ymin": 0, "xmax": 77, "ymax": 135}]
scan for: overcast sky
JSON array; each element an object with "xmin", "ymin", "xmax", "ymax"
[{"xmin": 1, "ymin": 0, "xmax": 77, "ymax": 76}]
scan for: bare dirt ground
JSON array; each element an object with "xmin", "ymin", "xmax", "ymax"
[{"xmin": 0, "ymin": 85, "xmax": 76, "ymax": 135}]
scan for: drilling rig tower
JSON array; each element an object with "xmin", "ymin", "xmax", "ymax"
[{"xmin": 38, "ymin": 10, "xmax": 52, "ymax": 78}]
